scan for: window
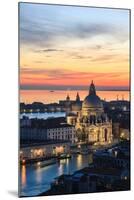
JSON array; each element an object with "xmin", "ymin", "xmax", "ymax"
[{"xmin": 104, "ymin": 129, "xmax": 108, "ymax": 142}]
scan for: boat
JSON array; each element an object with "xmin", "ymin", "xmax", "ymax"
[
  {"xmin": 58, "ymin": 153, "xmax": 71, "ymax": 160},
  {"xmin": 80, "ymin": 150, "xmax": 89, "ymax": 155},
  {"xmin": 36, "ymin": 158, "xmax": 57, "ymax": 167},
  {"xmin": 20, "ymin": 157, "xmax": 57, "ymax": 167}
]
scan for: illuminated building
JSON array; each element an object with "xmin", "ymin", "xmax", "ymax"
[
  {"xmin": 20, "ymin": 118, "xmax": 76, "ymax": 143},
  {"xmin": 20, "ymin": 140, "xmax": 70, "ymax": 160},
  {"xmin": 47, "ymin": 124, "xmax": 76, "ymax": 143},
  {"xmin": 67, "ymin": 81, "xmax": 113, "ymax": 144}
]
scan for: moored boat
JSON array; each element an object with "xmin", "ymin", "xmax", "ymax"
[
  {"xmin": 58, "ymin": 153, "xmax": 71, "ymax": 160},
  {"xmin": 36, "ymin": 158, "xmax": 57, "ymax": 167}
]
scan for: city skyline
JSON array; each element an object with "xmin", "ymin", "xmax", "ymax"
[
  {"xmin": 19, "ymin": 4, "xmax": 130, "ymax": 197},
  {"xmin": 20, "ymin": 3, "xmax": 130, "ymax": 91}
]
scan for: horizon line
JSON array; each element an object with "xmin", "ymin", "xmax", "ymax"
[{"xmin": 20, "ymin": 85, "xmax": 130, "ymax": 91}]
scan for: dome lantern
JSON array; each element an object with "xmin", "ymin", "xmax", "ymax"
[
  {"xmin": 89, "ymin": 80, "xmax": 96, "ymax": 95},
  {"xmin": 82, "ymin": 81, "xmax": 103, "ymax": 112}
]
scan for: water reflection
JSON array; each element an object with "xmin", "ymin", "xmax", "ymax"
[
  {"xmin": 77, "ymin": 154, "xmax": 82, "ymax": 168},
  {"xmin": 58, "ymin": 163, "xmax": 64, "ymax": 175},
  {"xmin": 36, "ymin": 166, "xmax": 42, "ymax": 183},
  {"xmin": 21, "ymin": 165, "xmax": 26, "ymax": 186},
  {"xmin": 60, "ymin": 159, "xmax": 66, "ymax": 164},
  {"xmin": 20, "ymin": 154, "xmax": 92, "ymax": 196},
  {"xmin": 20, "ymin": 112, "xmax": 65, "ymax": 119}
]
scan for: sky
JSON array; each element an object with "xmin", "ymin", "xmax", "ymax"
[{"xmin": 19, "ymin": 3, "xmax": 130, "ymax": 91}]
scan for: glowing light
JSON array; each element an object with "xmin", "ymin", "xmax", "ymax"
[
  {"xmin": 21, "ymin": 165, "xmax": 26, "ymax": 185},
  {"xmin": 77, "ymin": 154, "xmax": 82, "ymax": 168},
  {"xmin": 123, "ymin": 106, "xmax": 127, "ymax": 111},
  {"xmin": 55, "ymin": 146, "xmax": 64, "ymax": 154},
  {"xmin": 121, "ymin": 132, "xmax": 125, "ymax": 138},
  {"xmin": 22, "ymin": 159, "xmax": 25, "ymax": 165},
  {"xmin": 33, "ymin": 149, "xmax": 44, "ymax": 157},
  {"xmin": 114, "ymin": 150, "xmax": 118, "ymax": 157},
  {"xmin": 37, "ymin": 162, "xmax": 41, "ymax": 166},
  {"xmin": 58, "ymin": 164, "xmax": 63, "ymax": 175}
]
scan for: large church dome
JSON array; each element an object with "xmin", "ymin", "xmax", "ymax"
[
  {"xmin": 83, "ymin": 95, "xmax": 102, "ymax": 108},
  {"xmin": 82, "ymin": 81, "xmax": 103, "ymax": 110}
]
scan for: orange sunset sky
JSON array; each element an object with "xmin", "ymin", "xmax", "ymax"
[{"xmin": 20, "ymin": 3, "xmax": 130, "ymax": 91}]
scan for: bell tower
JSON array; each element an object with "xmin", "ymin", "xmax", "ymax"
[{"xmin": 76, "ymin": 92, "xmax": 80, "ymax": 102}]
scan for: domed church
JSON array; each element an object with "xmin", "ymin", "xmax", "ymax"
[{"xmin": 67, "ymin": 81, "xmax": 113, "ymax": 145}]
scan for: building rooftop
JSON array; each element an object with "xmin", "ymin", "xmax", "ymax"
[
  {"xmin": 21, "ymin": 117, "xmax": 74, "ymax": 129},
  {"xmin": 44, "ymin": 123, "xmax": 74, "ymax": 129},
  {"xmin": 78, "ymin": 167, "xmax": 122, "ymax": 176},
  {"xmin": 67, "ymin": 113, "xmax": 77, "ymax": 117},
  {"xmin": 94, "ymin": 150, "xmax": 129, "ymax": 160},
  {"xmin": 20, "ymin": 139, "xmax": 70, "ymax": 148}
]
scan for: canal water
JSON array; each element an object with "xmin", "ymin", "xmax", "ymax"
[
  {"xmin": 20, "ymin": 154, "xmax": 91, "ymax": 197},
  {"xmin": 20, "ymin": 112, "xmax": 66, "ymax": 119}
]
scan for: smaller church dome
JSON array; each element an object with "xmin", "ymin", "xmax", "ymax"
[{"xmin": 72, "ymin": 92, "xmax": 82, "ymax": 111}]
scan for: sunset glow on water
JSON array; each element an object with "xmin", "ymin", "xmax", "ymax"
[{"xmin": 20, "ymin": 90, "xmax": 129, "ymax": 104}]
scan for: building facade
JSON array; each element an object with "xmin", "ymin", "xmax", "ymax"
[
  {"xmin": 20, "ymin": 119, "xmax": 76, "ymax": 143},
  {"xmin": 47, "ymin": 125, "xmax": 76, "ymax": 143},
  {"xmin": 67, "ymin": 81, "xmax": 113, "ymax": 145},
  {"xmin": 20, "ymin": 140, "xmax": 71, "ymax": 160}
]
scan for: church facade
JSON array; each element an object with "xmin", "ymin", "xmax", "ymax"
[{"xmin": 67, "ymin": 81, "xmax": 113, "ymax": 145}]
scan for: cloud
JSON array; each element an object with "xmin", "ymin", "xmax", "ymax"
[
  {"xmin": 94, "ymin": 45, "xmax": 102, "ymax": 50},
  {"xmin": 91, "ymin": 54, "xmax": 116, "ymax": 62},
  {"xmin": 20, "ymin": 67, "xmax": 127, "ymax": 81},
  {"xmin": 67, "ymin": 52, "xmax": 93, "ymax": 60},
  {"xmin": 20, "ymin": 67, "xmax": 129, "ymax": 91},
  {"xmin": 71, "ymin": 23, "xmax": 114, "ymax": 39},
  {"xmin": 33, "ymin": 48, "xmax": 64, "ymax": 53},
  {"xmin": 34, "ymin": 61, "xmax": 44, "ymax": 63},
  {"xmin": 20, "ymin": 15, "xmax": 128, "ymax": 49},
  {"xmin": 90, "ymin": 54, "xmax": 129, "ymax": 63}
]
